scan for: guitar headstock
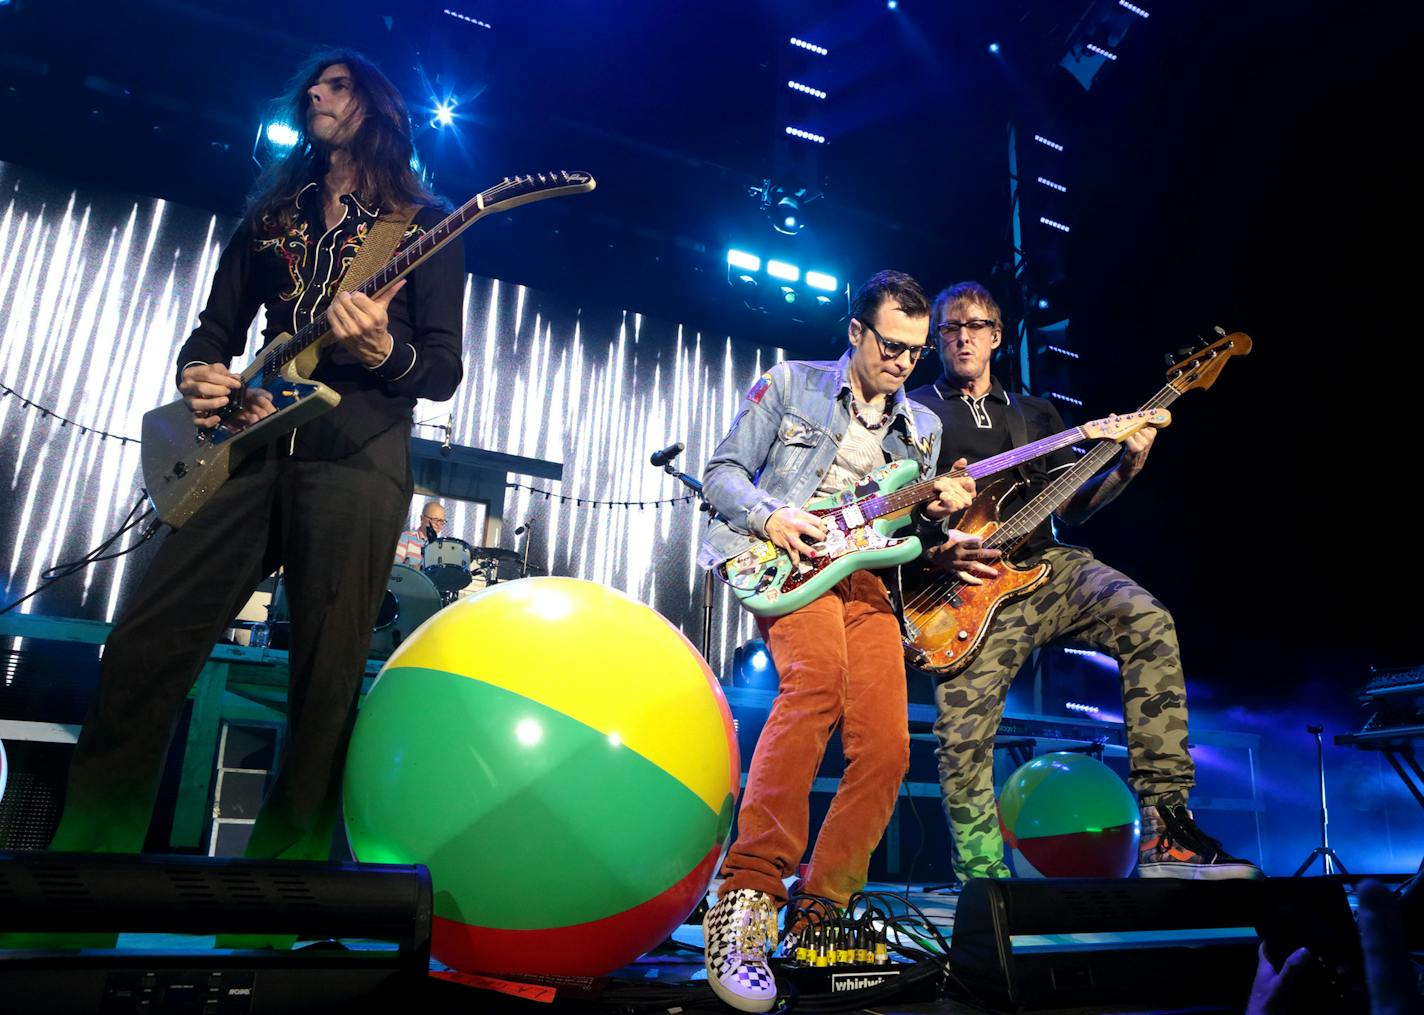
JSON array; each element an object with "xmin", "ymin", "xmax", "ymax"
[
  {"xmin": 1080, "ymin": 408, "xmax": 1172, "ymax": 441},
  {"xmin": 1164, "ymin": 330, "xmax": 1252, "ymax": 394},
  {"xmin": 477, "ymin": 171, "xmax": 596, "ymax": 216}
]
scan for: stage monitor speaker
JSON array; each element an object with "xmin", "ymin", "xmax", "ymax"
[
  {"xmin": 0, "ymin": 850, "xmax": 431, "ymax": 1014},
  {"xmin": 949, "ymin": 876, "xmax": 1365, "ymax": 1012}
]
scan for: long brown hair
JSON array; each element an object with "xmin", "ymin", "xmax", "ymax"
[{"xmin": 246, "ymin": 49, "xmax": 440, "ymax": 236}]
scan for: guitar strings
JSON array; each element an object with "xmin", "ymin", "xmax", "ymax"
[{"xmin": 900, "ymin": 386, "xmax": 1181, "ymax": 618}]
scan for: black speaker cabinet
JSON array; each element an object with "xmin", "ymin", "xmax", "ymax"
[
  {"xmin": 0, "ymin": 850, "xmax": 432, "ymax": 1014},
  {"xmin": 949, "ymin": 876, "xmax": 1364, "ymax": 1011}
]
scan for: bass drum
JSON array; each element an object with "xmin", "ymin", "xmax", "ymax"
[
  {"xmin": 268, "ymin": 564, "xmax": 443, "ymax": 659},
  {"xmin": 369, "ymin": 564, "xmax": 444, "ymax": 659}
]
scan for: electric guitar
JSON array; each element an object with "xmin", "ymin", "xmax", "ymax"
[
  {"xmin": 718, "ymin": 409, "xmax": 1171, "ymax": 618},
  {"xmin": 140, "ymin": 171, "xmax": 597, "ymax": 528},
  {"xmin": 901, "ymin": 331, "xmax": 1252, "ymax": 676}
]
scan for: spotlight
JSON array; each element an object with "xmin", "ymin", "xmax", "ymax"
[
  {"xmin": 430, "ymin": 100, "xmax": 457, "ymax": 128},
  {"xmin": 731, "ymin": 638, "xmax": 779, "ymax": 688},
  {"xmin": 785, "ymin": 126, "xmax": 826, "ymax": 144},
  {"xmin": 782, "ymin": 287, "xmax": 797, "ymax": 304},
  {"xmin": 756, "ymin": 181, "xmax": 817, "ymax": 236},
  {"xmin": 789, "ymin": 37, "xmax": 828, "ymax": 56},
  {"xmin": 988, "ymin": 42, "xmax": 1001, "ymax": 54},
  {"xmin": 1037, "ymin": 297, "xmax": 1051, "ymax": 310},
  {"xmin": 887, "ymin": 0, "xmax": 898, "ymax": 8},
  {"xmin": 767, "ymin": 260, "xmax": 799, "ymax": 282},
  {"xmin": 727, "ymin": 249, "xmax": 762, "ymax": 272},
  {"xmin": 264, "ymin": 122, "xmax": 299, "ymax": 147},
  {"xmin": 805, "ymin": 270, "xmax": 837, "ymax": 292}
]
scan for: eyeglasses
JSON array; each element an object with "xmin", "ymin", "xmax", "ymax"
[
  {"xmin": 855, "ymin": 318, "xmax": 929, "ymax": 363},
  {"xmin": 936, "ymin": 319, "xmax": 998, "ymax": 338}
]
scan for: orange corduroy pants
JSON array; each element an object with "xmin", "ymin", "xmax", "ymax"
[{"xmin": 719, "ymin": 570, "xmax": 910, "ymax": 906}]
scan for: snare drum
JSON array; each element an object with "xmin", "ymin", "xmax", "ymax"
[
  {"xmin": 369, "ymin": 564, "xmax": 444, "ymax": 658},
  {"xmin": 422, "ymin": 536, "xmax": 474, "ymax": 594}
]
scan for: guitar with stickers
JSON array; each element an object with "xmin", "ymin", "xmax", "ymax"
[{"xmin": 717, "ymin": 409, "xmax": 1171, "ymax": 618}]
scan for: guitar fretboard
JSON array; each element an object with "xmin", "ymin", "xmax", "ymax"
[
  {"xmin": 261, "ymin": 173, "xmax": 587, "ymax": 376},
  {"xmin": 985, "ymin": 384, "xmax": 1181, "ymax": 552}
]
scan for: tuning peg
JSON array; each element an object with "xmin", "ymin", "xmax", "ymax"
[{"xmin": 1213, "ymin": 325, "xmax": 1226, "ymax": 336}]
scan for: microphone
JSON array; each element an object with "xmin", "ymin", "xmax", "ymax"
[
  {"xmin": 513, "ymin": 523, "xmax": 529, "ymax": 536},
  {"xmin": 440, "ymin": 419, "xmax": 453, "ymax": 457},
  {"xmin": 649, "ymin": 441, "xmax": 685, "ymax": 467},
  {"xmin": 424, "ymin": 525, "xmax": 438, "ymax": 542}
]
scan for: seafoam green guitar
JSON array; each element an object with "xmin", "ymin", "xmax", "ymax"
[{"xmin": 717, "ymin": 408, "xmax": 1171, "ymax": 618}]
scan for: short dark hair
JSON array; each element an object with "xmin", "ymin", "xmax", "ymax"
[
  {"xmin": 931, "ymin": 281, "xmax": 1003, "ymax": 329},
  {"xmin": 850, "ymin": 270, "xmax": 931, "ymax": 327}
]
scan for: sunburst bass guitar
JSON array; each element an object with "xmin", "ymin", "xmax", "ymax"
[
  {"xmin": 718, "ymin": 409, "xmax": 1170, "ymax": 618},
  {"xmin": 140, "ymin": 171, "xmax": 596, "ymax": 528},
  {"xmin": 901, "ymin": 331, "xmax": 1251, "ymax": 675}
]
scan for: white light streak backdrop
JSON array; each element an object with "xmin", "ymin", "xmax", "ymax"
[{"xmin": 0, "ymin": 163, "xmax": 787, "ymax": 675}]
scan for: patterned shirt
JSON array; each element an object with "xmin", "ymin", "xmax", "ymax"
[
  {"xmin": 176, "ymin": 182, "xmax": 467, "ymax": 460},
  {"xmin": 393, "ymin": 528, "xmax": 426, "ymax": 568}
]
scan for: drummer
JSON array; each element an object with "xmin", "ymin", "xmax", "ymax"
[{"xmin": 393, "ymin": 500, "xmax": 446, "ymax": 569}]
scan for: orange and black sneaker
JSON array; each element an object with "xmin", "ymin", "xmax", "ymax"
[{"xmin": 1137, "ymin": 803, "xmax": 1263, "ymax": 880}]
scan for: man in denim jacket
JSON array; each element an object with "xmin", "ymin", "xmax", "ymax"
[{"xmin": 696, "ymin": 271, "xmax": 990, "ymax": 1012}]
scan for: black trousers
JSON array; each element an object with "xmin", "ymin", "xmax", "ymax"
[{"xmin": 52, "ymin": 423, "xmax": 413, "ymax": 858}]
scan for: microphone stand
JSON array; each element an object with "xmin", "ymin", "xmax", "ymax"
[{"xmin": 660, "ymin": 458, "xmax": 716, "ymax": 663}]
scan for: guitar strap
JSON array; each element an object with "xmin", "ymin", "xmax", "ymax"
[
  {"xmin": 335, "ymin": 207, "xmax": 418, "ymax": 296},
  {"xmin": 1004, "ymin": 392, "xmax": 1032, "ymax": 486}
]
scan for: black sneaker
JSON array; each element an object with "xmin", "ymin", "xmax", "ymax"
[{"xmin": 1137, "ymin": 803, "xmax": 1263, "ymax": 880}]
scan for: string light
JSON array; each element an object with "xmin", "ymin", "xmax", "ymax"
[{"xmin": 0, "ymin": 381, "xmax": 139, "ymax": 444}]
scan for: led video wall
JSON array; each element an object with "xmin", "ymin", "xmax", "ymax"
[{"xmin": 0, "ymin": 162, "xmax": 786, "ymax": 675}]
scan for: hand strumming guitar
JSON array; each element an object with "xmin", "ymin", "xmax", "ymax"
[
  {"xmin": 179, "ymin": 363, "xmax": 274, "ymax": 430},
  {"xmin": 766, "ymin": 506, "xmax": 829, "ymax": 566},
  {"xmin": 925, "ymin": 529, "xmax": 1001, "ymax": 585}
]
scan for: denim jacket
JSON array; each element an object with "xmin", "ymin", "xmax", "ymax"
[{"xmin": 698, "ymin": 350, "xmax": 943, "ymax": 569}]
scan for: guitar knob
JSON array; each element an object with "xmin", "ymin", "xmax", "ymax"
[
  {"xmin": 172, "ymin": 461, "xmax": 187, "ymax": 477},
  {"xmin": 956, "ymin": 630, "xmax": 969, "ymax": 640}
]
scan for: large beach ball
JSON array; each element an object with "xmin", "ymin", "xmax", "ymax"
[
  {"xmin": 343, "ymin": 577, "xmax": 740, "ymax": 976},
  {"xmin": 998, "ymin": 752, "xmax": 1140, "ymax": 878}
]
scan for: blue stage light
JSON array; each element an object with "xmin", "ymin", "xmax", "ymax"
[
  {"xmin": 1034, "ymin": 134, "xmax": 1065, "ymax": 152},
  {"xmin": 265, "ymin": 122, "xmax": 299, "ymax": 147},
  {"xmin": 782, "ymin": 288, "xmax": 797, "ymax": 304},
  {"xmin": 766, "ymin": 260, "xmax": 799, "ymax": 282},
  {"xmin": 887, "ymin": 0, "xmax": 898, "ymax": 9},
  {"xmin": 1046, "ymin": 344, "xmax": 1081, "ymax": 359},
  {"xmin": 988, "ymin": 42, "xmax": 1001, "ymax": 54},
  {"xmin": 1119, "ymin": 0, "xmax": 1150, "ymax": 15},
  {"xmin": 1036, "ymin": 176, "xmax": 1067, "ymax": 193},
  {"xmin": 750, "ymin": 648, "xmax": 769, "ymax": 671},
  {"xmin": 785, "ymin": 126, "xmax": 826, "ymax": 144},
  {"xmin": 443, "ymin": 8, "xmax": 491, "ymax": 29},
  {"xmin": 431, "ymin": 101, "xmax": 456, "ymax": 128},
  {"xmin": 787, "ymin": 81, "xmax": 827, "ymax": 99},
  {"xmin": 783, "ymin": 215, "xmax": 798, "ymax": 230},
  {"xmin": 789, "ymin": 37, "xmax": 828, "ymax": 56},
  {"xmin": 727, "ymin": 249, "xmax": 761, "ymax": 272},
  {"xmin": 1086, "ymin": 43, "xmax": 1118, "ymax": 62},
  {"xmin": 1039, "ymin": 216, "xmax": 1071, "ymax": 233},
  {"xmin": 805, "ymin": 271, "xmax": 837, "ymax": 292},
  {"xmin": 1047, "ymin": 390, "xmax": 1084, "ymax": 406},
  {"xmin": 1037, "ymin": 297, "xmax": 1051, "ymax": 310}
]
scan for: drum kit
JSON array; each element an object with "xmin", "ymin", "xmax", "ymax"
[{"xmin": 227, "ymin": 537, "xmax": 545, "ymax": 659}]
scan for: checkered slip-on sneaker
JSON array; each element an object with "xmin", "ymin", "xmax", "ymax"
[{"xmin": 703, "ymin": 888, "xmax": 779, "ymax": 1012}]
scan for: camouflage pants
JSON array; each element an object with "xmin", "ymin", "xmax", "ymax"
[{"xmin": 930, "ymin": 545, "xmax": 1194, "ymax": 880}]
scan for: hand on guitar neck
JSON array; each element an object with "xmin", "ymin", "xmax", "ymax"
[
  {"xmin": 179, "ymin": 363, "xmax": 274, "ymax": 431},
  {"xmin": 922, "ymin": 456, "xmax": 980, "ymax": 520}
]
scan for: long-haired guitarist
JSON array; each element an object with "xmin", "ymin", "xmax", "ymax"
[
  {"xmin": 906, "ymin": 281, "xmax": 1259, "ymax": 881},
  {"xmin": 694, "ymin": 271, "xmax": 981, "ymax": 1012},
  {"xmin": 43, "ymin": 52, "xmax": 465, "ymax": 872}
]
